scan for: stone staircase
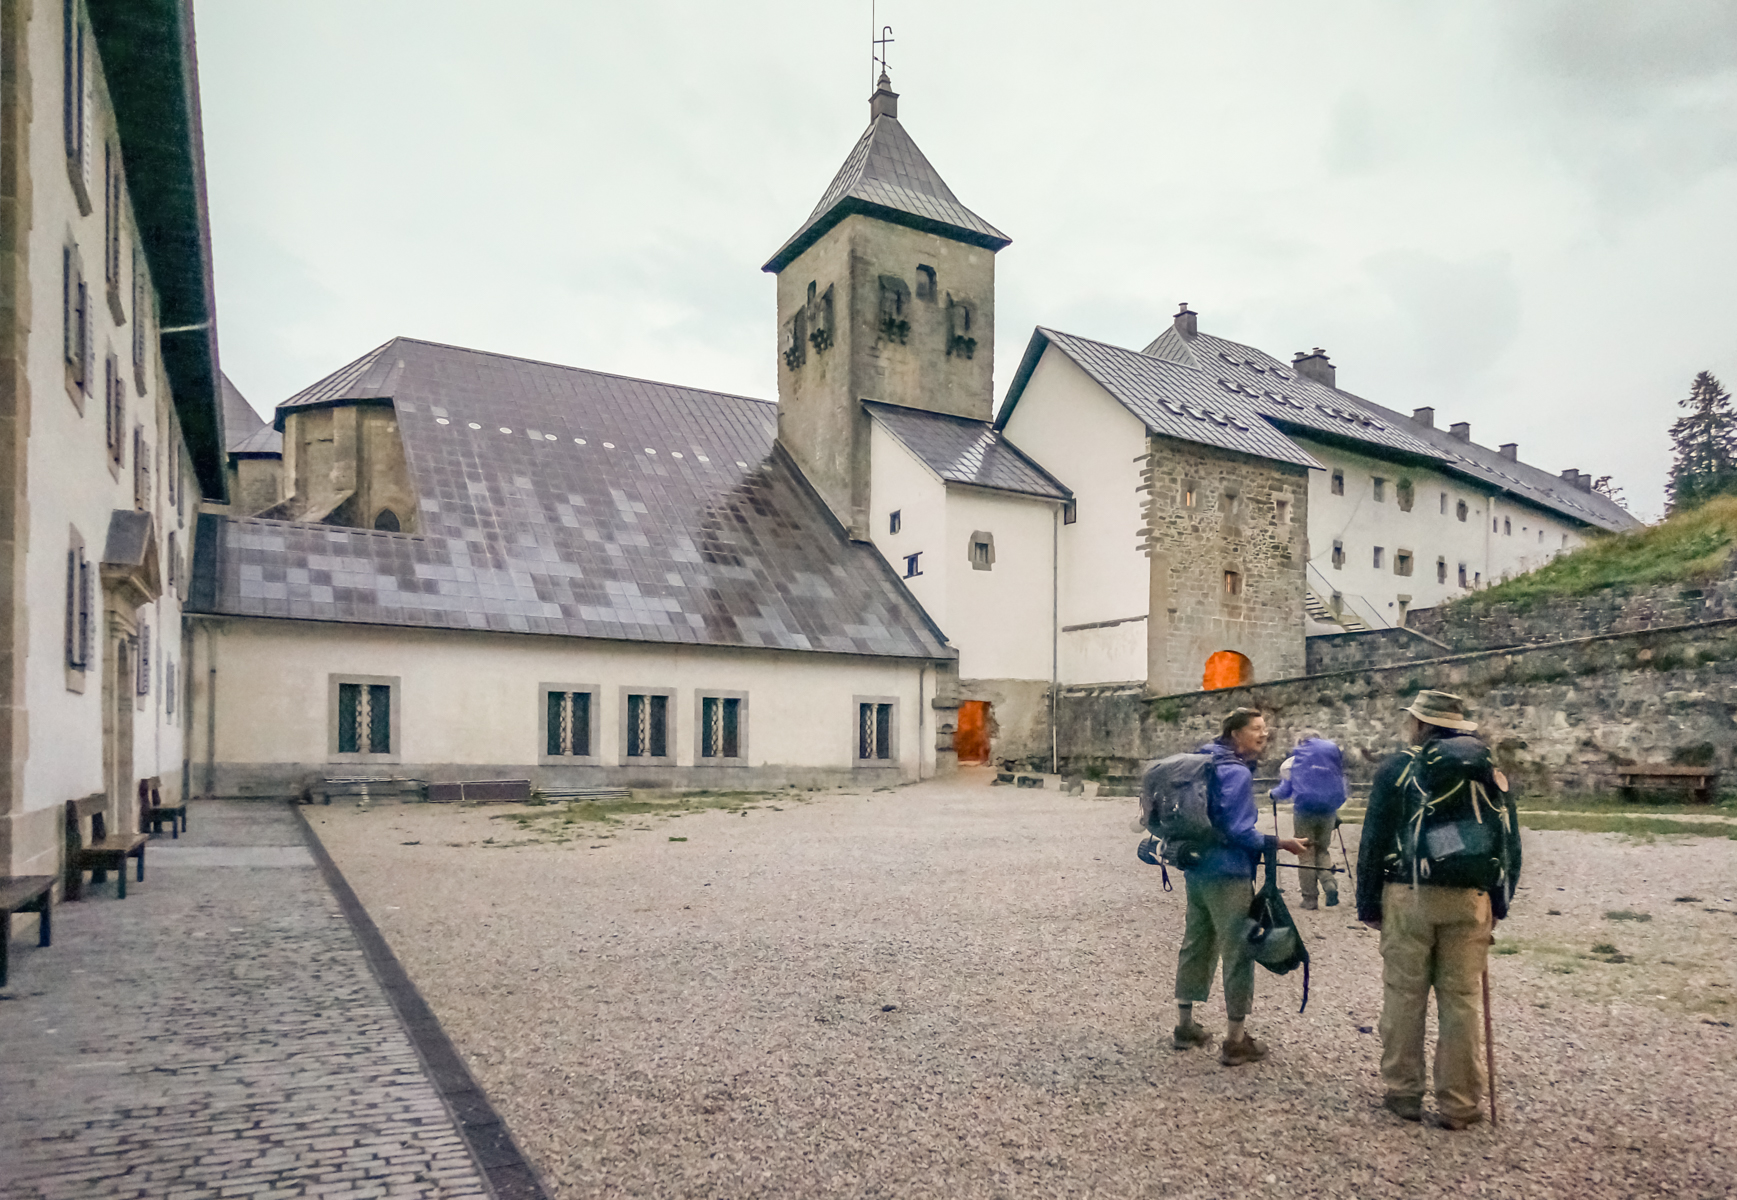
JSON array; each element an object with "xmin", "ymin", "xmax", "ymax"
[{"xmin": 1305, "ymin": 590, "xmax": 1369, "ymax": 632}]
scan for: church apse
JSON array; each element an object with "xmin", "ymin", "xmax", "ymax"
[{"xmin": 262, "ymin": 403, "xmax": 418, "ymax": 533}]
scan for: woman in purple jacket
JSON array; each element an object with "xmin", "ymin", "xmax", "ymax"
[{"xmin": 1270, "ymin": 729, "xmax": 1347, "ymax": 909}]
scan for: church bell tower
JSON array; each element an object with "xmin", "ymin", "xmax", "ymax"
[{"xmin": 763, "ymin": 73, "xmax": 1010, "ymax": 539}]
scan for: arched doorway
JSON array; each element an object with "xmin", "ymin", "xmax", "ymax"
[
  {"xmin": 955, "ymin": 700, "xmax": 992, "ymax": 764},
  {"xmin": 1202, "ymin": 650, "xmax": 1253, "ymax": 691}
]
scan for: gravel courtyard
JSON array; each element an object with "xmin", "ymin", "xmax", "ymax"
[{"xmin": 310, "ymin": 775, "xmax": 1737, "ymax": 1199}]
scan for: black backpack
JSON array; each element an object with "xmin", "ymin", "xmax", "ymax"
[
  {"xmin": 1139, "ymin": 753, "xmax": 1220, "ymax": 869},
  {"xmin": 1243, "ymin": 843, "xmax": 1311, "ymax": 1012},
  {"xmin": 1395, "ymin": 735, "xmax": 1519, "ymax": 906}
]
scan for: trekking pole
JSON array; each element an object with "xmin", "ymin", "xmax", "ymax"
[
  {"xmin": 1335, "ymin": 819, "xmax": 1354, "ymax": 879},
  {"xmin": 1482, "ymin": 967, "xmax": 1499, "ymax": 1127}
]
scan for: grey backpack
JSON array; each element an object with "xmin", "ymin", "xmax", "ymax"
[{"xmin": 1139, "ymin": 753, "xmax": 1220, "ymax": 868}]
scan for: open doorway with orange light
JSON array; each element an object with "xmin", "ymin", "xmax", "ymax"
[
  {"xmin": 955, "ymin": 700, "xmax": 992, "ymax": 764},
  {"xmin": 1202, "ymin": 650, "xmax": 1253, "ymax": 691}
]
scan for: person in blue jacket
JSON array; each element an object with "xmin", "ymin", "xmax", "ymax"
[
  {"xmin": 1271, "ymin": 729, "xmax": 1347, "ymax": 910},
  {"xmin": 1173, "ymin": 708, "xmax": 1309, "ymax": 1066}
]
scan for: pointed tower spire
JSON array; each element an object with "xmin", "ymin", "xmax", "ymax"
[{"xmin": 870, "ymin": 71, "xmax": 898, "ymax": 120}]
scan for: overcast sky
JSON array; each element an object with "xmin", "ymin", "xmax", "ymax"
[{"xmin": 196, "ymin": 1, "xmax": 1737, "ymax": 521}]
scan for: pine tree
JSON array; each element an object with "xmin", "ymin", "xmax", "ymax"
[{"xmin": 1667, "ymin": 371, "xmax": 1737, "ymax": 511}]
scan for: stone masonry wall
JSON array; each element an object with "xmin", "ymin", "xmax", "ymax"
[
  {"xmin": 1408, "ymin": 563, "xmax": 1737, "ymax": 652},
  {"xmin": 1140, "ymin": 436, "xmax": 1308, "ymax": 694},
  {"xmin": 1305, "ymin": 627, "xmax": 1453, "ymax": 674},
  {"xmin": 1055, "ymin": 617, "xmax": 1737, "ymax": 796}
]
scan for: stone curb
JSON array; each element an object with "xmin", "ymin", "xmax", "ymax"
[{"xmin": 292, "ymin": 801, "xmax": 551, "ymax": 1200}]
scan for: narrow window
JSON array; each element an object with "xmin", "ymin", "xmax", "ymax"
[
  {"xmin": 1372, "ymin": 477, "xmax": 1386, "ymax": 502},
  {"xmin": 1330, "ymin": 591, "xmax": 1344, "ymax": 615},
  {"xmin": 903, "ymin": 552, "xmax": 922, "ymax": 578},
  {"xmin": 915, "ymin": 265, "xmax": 935, "ymax": 301},
  {"xmin": 1458, "ymin": 563, "xmax": 1468, "ymax": 588},
  {"xmin": 1182, "ymin": 481, "xmax": 1198, "ymax": 507},
  {"xmin": 858, "ymin": 702, "xmax": 894, "ymax": 761},
  {"xmin": 166, "ymin": 659, "xmax": 175, "ymax": 717},
  {"xmin": 1474, "ymin": 571, "xmax": 1482, "ymax": 587},
  {"xmin": 1223, "ymin": 570, "xmax": 1242, "ymax": 596},
  {"xmin": 63, "ymin": 0, "xmax": 92, "ymax": 208},
  {"xmin": 1503, "ymin": 517, "xmax": 1511, "ymax": 536},
  {"xmin": 1330, "ymin": 470, "xmax": 1344, "ymax": 496},
  {"xmin": 1395, "ymin": 550, "xmax": 1413, "ymax": 577},
  {"xmin": 1538, "ymin": 529, "xmax": 1544, "ymax": 544},
  {"xmin": 1331, "ymin": 539, "xmax": 1344, "ymax": 570},
  {"xmin": 1373, "ymin": 546, "xmax": 1384, "ymax": 569},
  {"xmin": 1062, "ymin": 499, "xmax": 1077, "ymax": 525},
  {"xmin": 1456, "ymin": 500, "xmax": 1468, "ymax": 522},
  {"xmin": 133, "ymin": 426, "xmax": 149, "ymax": 509},
  {"xmin": 335, "ymin": 679, "xmax": 394, "ymax": 755},
  {"xmin": 700, "ymin": 696, "xmax": 741, "ymax": 759},
  {"xmin": 1561, "ymin": 534, "xmax": 1568, "ymax": 549},
  {"xmin": 888, "ymin": 509, "xmax": 901, "ymax": 534},
  {"xmin": 132, "ymin": 246, "xmax": 149, "ymax": 393},
  {"xmin": 1396, "ymin": 479, "xmax": 1414, "ymax": 512},
  {"xmin": 968, "ymin": 530, "xmax": 995, "ymax": 571},
  {"xmin": 1440, "ymin": 492, "xmax": 1448, "ymax": 514},
  {"xmin": 373, "ymin": 509, "xmax": 401, "ymax": 532},
  {"xmin": 137, "ymin": 624, "xmax": 150, "ymax": 696},
  {"xmin": 1493, "ymin": 517, "xmax": 1499, "ymax": 532},
  {"xmin": 1437, "ymin": 557, "xmax": 1447, "ymax": 584},
  {"xmin": 1274, "ymin": 499, "xmax": 1290, "ymax": 525},
  {"xmin": 626, "ymin": 693, "xmax": 669, "ymax": 759},
  {"xmin": 167, "ymin": 531, "xmax": 177, "ymax": 590},
  {"xmin": 64, "ymin": 536, "xmax": 91, "ymax": 672}
]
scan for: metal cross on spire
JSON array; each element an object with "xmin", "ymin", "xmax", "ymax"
[{"xmin": 871, "ymin": 3, "xmax": 894, "ymax": 89}]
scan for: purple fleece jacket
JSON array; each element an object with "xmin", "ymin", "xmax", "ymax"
[{"xmin": 1189, "ymin": 739, "xmax": 1278, "ymax": 880}]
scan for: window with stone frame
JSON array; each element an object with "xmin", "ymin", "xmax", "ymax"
[
  {"xmin": 131, "ymin": 245, "xmax": 150, "ymax": 393},
  {"xmin": 1372, "ymin": 477, "xmax": 1386, "ymax": 502},
  {"xmin": 541, "ymin": 684, "xmax": 599, "ymax": 762},
  {"xmin": 64, "ymin": 245, "xmax": 90, "ymax": 403},
  {"xmin": 1396, "ymin": 479, "xmax": 1414, "ymax": 512},
  {"xmin": 855, "ymin": 697, "xmax": 897, "ymax": 765},
  {"xmin": 63, "ymin": 0, "xmax": 93, "ymax": 212},
  {"xmin": 1182, "ymin": 481, "xmax": 1198, "ymax": 507},
  {"xmin": 622, "ymin": 688, "xmax": 674, "ymax": 763},
  {"xmin": 1437, "ymin": 557, "xmax": 1448, "ymax": 584},
  {"xmin": 1394, "ymin": 550, "xmax": 1413, "ymax": 576},
  {"xmin": 915, "ymin": 265, "xmax": 936, "ymax": 301},
  {"xmin": 1274, "ymin": 499, "xmax": 1290, "ymax": 525},
  {"xmin": 1331, "ymin": 539, "xmax": 1344, "ymax": 569},
  {"xmin": 105, "ymin": 358, "xmax": 125, "ymax": 467},
  {"xmin": 132, "ymin": 425, "xmax": 150, "ymax": 509},
  {"xmin": 330, "ymin": 675, "xmax": 398, "ymax": 761},
  {"xmin": 1373, "ymin": 546, "xmax": 1384, "ymax": 569},
  {"xmin": 103, "ymin": 142, "xmax": 125, "ymax": 322},
  {"xmin": 64, "ymin": 530, "xmax": 92, "ymax": 675},
  {"xmin": 1330, "ymin": 470, "xmax": 1344, "ymax": 496},
  {"xmin": 696, "ymin": 692, "xmax": 747, "ymax": 764},
  {"xmin": 1503, "ymin": 517, "xmax": 1512, "ymax": 536},
  {"xmin": 1458, "ymin": 563, "xmax": 1469, "ymax": 588},
  {"xmin": 1223, "ymin": 570, "xmax": 1242, "ymax": 596},
  {"xmin": 968, "ymin": 530, "xmax": 995, "ymax": 571},
  {"xmin": 1456, "ymin": 499, "xmax": 1468, "ymax": 522},
  {"xmin": 1440, "ymin": 492, "xmax": 1449, "ymax": 515}
]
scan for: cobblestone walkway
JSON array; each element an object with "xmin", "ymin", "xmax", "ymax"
[{"xmin": 0, "ymin": 802, "xmax": 493, "ymax": 1200}]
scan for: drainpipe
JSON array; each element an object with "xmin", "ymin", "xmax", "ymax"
[
  {"xmin": 917, "ymin": 663, "xmax": 927, "ymax": 781},
  {"xmin": 203, "ymin": 622, "xmax": 217, "ymax": 799},
  {"xmin": 1051, "ymin": 505, "xmax": 1060, "ymax": 776}
]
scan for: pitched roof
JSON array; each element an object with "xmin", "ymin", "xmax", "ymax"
[
  {"xmin": 273, "ymin": 339, "xmax": 401, "ymax": 426},
  {"xmin": 229, "ymin": 423, "xmax": 282, "ymax": 457},
  {"xmin": 220, "ymin": 371, "xmax": 267, "ymax": 452},
  {"xmin": 1143, "ymin": 325, "xmax": 1639, "ymax": 532},
  {"xmin": 999, "ymin": 328, "xmax": 1322, "ymax": 471},
  {"xmin": 763, "ymin": 95, "xmax": 1009, "ymax": 273},
  {"xmin": 864, "ymin": 402, "xmax": 1070, "ymax": 500},
  {"xmin": 192, "ymin": 338, "xmax": 952, "ymax": 660}
]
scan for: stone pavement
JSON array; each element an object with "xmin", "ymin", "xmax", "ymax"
[{"xmin": 0, "ymin": 801, "xmax": 511, "ymax": 1200}]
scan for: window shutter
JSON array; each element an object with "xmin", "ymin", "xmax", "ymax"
[
  {"xmin": 62, "ymin": 1, "xmax": 77, "ymax": 158},
  {"xmin": 78, "ymin": 277, "xmax": 90, "ymax": 389},
  {"xmin": 64, "ymin": 547, "xmax": 77, "ymax": 668},
  {"xmin": 138, "ymin": 625, "xmax": 150, "ymax": 695},
  {"xmin": 78, "ymin": 552, "xmax": 91, "ymax": 667},
  {"xmin": 63, "ymin": 246, "xmax": 74, "ymax": 367}
]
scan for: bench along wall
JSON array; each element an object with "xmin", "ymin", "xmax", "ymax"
[
  {"xmin": 186, "ymin": 617, "xmax": 940, "ymax": 796},
  {"xmin": 1054, "ymin": 617, "xmax": 1737, "ymax": 796}
]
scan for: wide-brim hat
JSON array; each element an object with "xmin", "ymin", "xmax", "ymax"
[{"xmin": 1404, "ymin": 689, "xmax": 1477, "ymax": 731}]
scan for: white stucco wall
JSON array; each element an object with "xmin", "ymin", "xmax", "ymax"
[
  {"xmin": 1297, "ymin": 435, "xmax": 1591, "ymax": 628},
  {"xmin": 868, "ymin": 420, "xmax": 949, "ymax": 629},
  {"xmin": 941, "ymin": 486, "xmax": 1056, "ymax": 681},
  {"xmin": 999, "ymin": 347, "xmax": 1151, "ymax": 684},
  {"xmin": 188, "ymin": 619, "xmax": 938, "ymax": 787},
  {"xmin": 18, "ymin": 2, "xmax": 195, "ymax": 856}
]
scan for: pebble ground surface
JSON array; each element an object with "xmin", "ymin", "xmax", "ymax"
[
  {"xmin": 312, "ymin": 773, "xmax": 1737, "ymax": 1199},
  {"xmin": 0, "ymin": 801, "xmax": 490, "ymax": 1200}
]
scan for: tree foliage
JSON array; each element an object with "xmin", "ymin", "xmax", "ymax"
[
  {"xmin": 1667, "ymin": 371, "xmax": 1737, "ymax": 512},
  {"xmin": 1592, "ymin": 475, "xmax": 1627, "ymax": 509}
]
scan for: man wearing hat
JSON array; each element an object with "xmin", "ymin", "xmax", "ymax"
[{"xmin": 1357, "ymin": 690, "xmax": 1521, "ymax": 1130}]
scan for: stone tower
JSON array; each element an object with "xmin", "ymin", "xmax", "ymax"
[{"xmin": 763, "ymin": 74, "xmax": 1010, "ymax": 539}]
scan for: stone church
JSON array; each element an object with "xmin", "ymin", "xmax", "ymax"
[{"xmin": 184, "ymin": 72, "xmax": 1636, "ymax": 792}]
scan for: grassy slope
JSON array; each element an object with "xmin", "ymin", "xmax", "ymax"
[{"xmin": 1469, "ymin": 495, "xmax": 1737, "ymax": 605}]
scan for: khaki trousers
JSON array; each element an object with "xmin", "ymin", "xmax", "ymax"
[
  {"xmin": 1292, "ymin": 812, "xmax": 1339, "ymax": 904},
  {"xmin": 1378, "ymin": 882, "xmax": 1492, "ymax": 1122},
  {"xmin": 1174, "ymin": 874, "xmax": 1256, "ymax": 1021}
]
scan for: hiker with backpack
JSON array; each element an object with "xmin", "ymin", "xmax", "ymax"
[
  {"xmin": 1166, "ymin": 708, "xmax": 1310, "ymax": 1066},
  {"xmin": 1357, "ymin": 690, "xmax": 1521, "ymax": 1130},
  {"xmin": 1271, "ymin": 729, "xmax": 1347, "ymax": 910}
]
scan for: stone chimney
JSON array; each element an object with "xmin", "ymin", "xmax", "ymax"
[
  {"xmin": 1576, "ymin": 473, "xmax": 1594, "ymax": 493},
  {"xmin": 1449, "ymin": 421, "xmax": 1471, "ymax": 441},
  {"xmin": 1499, "ymin": 443, "xmax": 1518, "ymax": 460},
  {"xmin": 1173, "ymin": 302, "xmax": 1198, "ymax": 339},
  {"xmin": 870, "ymin": 72, "xmax": 899, "ymax": 120},
  {"xmin": 1292, "ymin": 348, "xmax": 1336, "ymax": 388},
  {"xmin": 1412, "ymin": 406, "xmax": 1434, "ymax": 428}
]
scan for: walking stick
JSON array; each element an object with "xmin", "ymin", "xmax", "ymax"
[{"xmin": 1482, "ymin": 968, "xmax": 1499, "ymax": 1126}]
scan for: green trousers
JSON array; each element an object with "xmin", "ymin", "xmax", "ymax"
[
  {"xmin": 1292, "ymin": 812, "xmax": 1339, "ymax": 904},
  {"xmin": 1378, "ymin": 882, "xmax": 1493, "ymax": 1123},
  {"xmin": 1174, "ymin": 873, "xmax": 1256, "ymax": 1020}
]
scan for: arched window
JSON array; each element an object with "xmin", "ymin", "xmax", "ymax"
[
  {"xmin": 373, "ymin": 508, "xmax": 401, "ymax": 532},
  {"xmin": 1202, "ymin": 650, "xmax": 1253, "ymax": 691}
]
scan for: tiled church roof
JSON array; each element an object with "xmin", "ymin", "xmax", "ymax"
[
  {"xmin": 190, "ymin": 338, "xmax": 953, "ymax": 660},
  {"xmin": 864, "ymin": 402, "xmax": 1070, "ymax": 500}
]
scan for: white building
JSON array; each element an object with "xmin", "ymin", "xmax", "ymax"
[{"xmin": 1, "ymin": 0, "xmax": 228, "ymax": 881}]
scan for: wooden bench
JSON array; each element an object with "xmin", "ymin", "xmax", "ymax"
[
  {"xmin": 64, "ymin": 794, "xmax": 147, "ymax": 900},
  {"xmin": 0, "ymin": 875, "xmax": 53, "ymax": 987},
  {"xmin": 139, "ymin": 775, "xmax": 187, "ymax": 838},
  {"xmin": 1616, "ymin": 765, "xmax": 1721, "ymax": 805}
]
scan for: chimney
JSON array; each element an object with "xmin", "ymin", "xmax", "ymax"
[
  {"xmin": 869, "ymin": 72, "xmax": 899, "ymax": 120},
  {"xmin": 1577, "ymin": 473, "xmax": 1594, "ymax": 493},
  {"xmin": 1499, "ymin": 443, "xmax": 1518, "ymax": 460},
  {"xmin": 1292, "ymin": 347, "xmax": 1336, "ymax": 388},
  {"xmin": 1560, "ymin": 468, "xmax": 1580, "ymax": 486},
  {"xmin": 1449, "ymin": 421, "xmax": 1471, "ymax": 441},
  {"xmin": 1173, "ymin": 302, "xmax": 1198, "ymax": 339},
  {"xmin": 1412, "ymin": 406, "xmax": 1434, "ymax": 428}
]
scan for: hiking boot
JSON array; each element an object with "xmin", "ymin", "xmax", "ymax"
[
  {"xmin": 1172, "ymin": 1022, "xmax": 1214, "ymax": 1050},
  {"xmin": 1218, "ymin": 1033, "xmax": 1270, "ymax": 1066},
  {"xmin": 1437, "ymin": 1111, "xmax": 1484, "ymax": 1131},
  {"xmin": 1325, "ymin": 891, "xmax": 1340, "ymax": 907},
  {"xmin": 1300, "ymin": 896, "xmax": 1319, "ymax": 911},
  {"xmin": 1382, "ymin": 1094, "xmax": 1423, "ymax": 1122}
]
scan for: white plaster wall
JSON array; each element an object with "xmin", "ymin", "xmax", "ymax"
[
  {"xmin": 189, "ymin": 620, "xmax": 936, "ymax": 779},
  {"xmin": 942, "ymin": 487, "xmax": 1056, "ymax": 681},
  {"xmin": 1297, "ymin": 435, "xmax": 1589, "ymax": 626},
  {"xmin": 999, "ymin": 347, "xmax": 1150, "ymax": 684},
  {"xmin": 21, "ymin": 4, "xmax": 193, "ymax": 821},
  {"xmin": 868, "ymin": 420, "xmax": 950, "ymax": 629}
]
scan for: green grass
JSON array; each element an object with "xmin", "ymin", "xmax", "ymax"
[
  {"xmin": 484, "ymin": 792, "xmax": 803, "ymax": 845},
  {"xmin": 1518, "ymin": 813, "xmax": 1737, "ymax": 839},
  {"xmin": 1468, "ymin": 495, "xmax": 1737, "ymax": 606}
]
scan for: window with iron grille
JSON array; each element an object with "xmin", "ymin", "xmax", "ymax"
[
  {"xmin": 696, "ymin": 692, "xmax": 747, "ymax": 763},
  {"xmin": 621, "ymin": 689, "xmax": 673, "ymax": 762},
  {"xmin": 541, "ymin": 685, "xmax": 598, "ymax": 762},
  {"xmin": 855, "ymin": 697, "xmax": 897, "ymax": 765},
  {"xmin": 329, "ymin": 675, "xmax": 398, "ymax": 760}
]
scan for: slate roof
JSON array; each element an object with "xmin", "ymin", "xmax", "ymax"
[
  {"xmin": 999, "ymin": 328, "xmax": 1322, "ymax": 471},
  {"xmin": 190, "ymin": 339, "xmax": 951, "ymax": 659},
  {"xmin": 1142, "ymin": 325, "xmax": 1639, "ymax": 533},
  {"xmin": 230, "ymin": 423, "xmax": 283, "ymax": 457},
  {"xmin": 763, "ymin": 92, "xmax": 1009, "ymax": 273},
  {"xmin": 220, "ymin": 372, "xmax": 264, "ymax": 450},
  {"xmin": 864, "ymin": 402, "xmax": 1069, "ymax": 500}
]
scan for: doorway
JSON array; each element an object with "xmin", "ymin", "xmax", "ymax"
[
  {"xmin": 955, "ymin": 700, "xmax": 992, "ymax": 764},
  {"xmin": 1202, "ymin": 650, "xmax": 1253, "ymax": 691}
]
